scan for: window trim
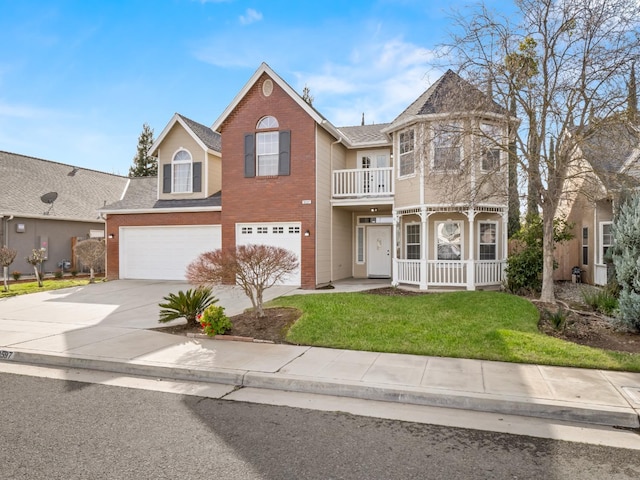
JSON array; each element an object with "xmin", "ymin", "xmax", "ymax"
[
  {"xmin": 256, "ymin": 130, "xmax": 280, "ymax": 176},
  {"xmin": 398, "ymin": 129, "xmax": 415, "ymax": 178},
  {"xmin": 405, "ymin": 222, "xmax": 421, "ymax": 260},
  {"xmin": 599, "ymin": 221, "xmax": 613, "ymax": 264},
  {"xmin": 582, "ymin": 226, "xmax": 589, "ymax": 266},
  {"xmin": 435, "ymin": 220, "xmax": 463, "ymax": 261},
  {"xmin": 171, "ymin": 149, "xmax": 193, "ymax": 193},
  {"xmin": 356, "ymin": 226, "xmax": 365, "ymax": 264},
  {"xmin": 431, "ymin": 122, "xmax": 463, "ymax": 173},
  {"xmin": 478, "ymin": 221, "xmax": 498, "ymax": 261},
  {"xmin": 479, "ymin": 122, "xmax": 503, "ymax": 173}
]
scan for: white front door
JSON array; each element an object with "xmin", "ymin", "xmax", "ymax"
[{"xmin": 367, "ymin": 226, "xmax": 392, "ymax": 278}]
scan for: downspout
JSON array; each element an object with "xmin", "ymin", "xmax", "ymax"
[{"xmin": 330, "ymin": 134, "xmax": 344, "ymax": 285}]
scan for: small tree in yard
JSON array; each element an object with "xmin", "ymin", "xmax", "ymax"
[
  {"xmin": 0, "ymin": 246, "xmax": 17, "ymax": 292},
  {"xmin": 611, "ymin": 193, "xmax": 640, "ymax": 331},
  {"xmin": 74, "ymin": 239, "xmax": 105, "ymax": 283},
  {"xmin": 187, "ymin": 244, "xmax": 299, "ymax": 318},
  {"xmin": 26, "ymin": 248, "xmax": 46, "ymax": 287},
  {"xmin": 158, "ymin": 287, "xmax": 218, "ymax": 328},
  {"xmin": 128, "ymin": 123, "xmax": 157, "ymax": 177}
]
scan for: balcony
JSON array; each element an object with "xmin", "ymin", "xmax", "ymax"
[{"xmin": 332, "ymin": 167, "xmax": 394, "ymax": 199}]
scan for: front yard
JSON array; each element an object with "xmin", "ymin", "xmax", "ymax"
[{"xmin": 268, "ymin": 288, "xmax": 640, "ymax": 372}]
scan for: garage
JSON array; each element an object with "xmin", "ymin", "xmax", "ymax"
[
  {"xmin": 236, "ymin": 222, "xmax": 301, "ymax": 286},
  {"xmin": 119, "ymin": 225, "xmax": 221, "ymax": 280}
]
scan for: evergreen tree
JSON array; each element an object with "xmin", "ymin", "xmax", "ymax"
[
  {"xmin": 611, "ymin": 193, "xmax": 640, "ymax": 330},
  {"xmin": 302, "ymin": 84, "xmax": 314, "ymax": 106},
  {"xmin": 129, "ymin": 123, "xmax": 157, "ymax": 177}
]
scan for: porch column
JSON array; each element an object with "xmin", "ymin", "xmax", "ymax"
[
  {"xmin": 419, "ymin": 207, "xmax": 428, "ymax": 290},
  {"xmin": 466, "ymin": 208, "xmax": 476, "ymax": 291},
  {"xmin": 501, "ymin": 209, "xmax": 508, "ymax": 283},
  {"xmin": 392, "ymin": 210, "xmax": 398, "ymax": 286}
]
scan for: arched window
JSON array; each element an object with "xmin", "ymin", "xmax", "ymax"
[
  {"xmin": 257, "ymin": 116, "xmax": 279, "ymax": 129},
  {"xmin": 256, "ymin": 116, "xmax": 279, "ymax": 176},
  {"xmin": 172, "ymin": 149, "xmax": 192, "ymax": 193}
]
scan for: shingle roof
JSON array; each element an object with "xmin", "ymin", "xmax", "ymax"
[
  {"xmin": 337, "ymin": 124, "xmax": 391, "ymax": 146},
  {"xmin": 177, "ymin": 114, "xmax": 222, "ymax": 152},
  {"xmin": 0, "ymin": 151, "xmax": 128, "ymax": 221},
  {"xmin": 579, "ymin": 120, "xmax": 640, "ymax": 191},
  {"xmin": 390, "ymin": 70, "xmax": 509, "ymax": 129},
  {"xmin": 102, "ymin": 176, "xmax": 221, "ymax": 211}
]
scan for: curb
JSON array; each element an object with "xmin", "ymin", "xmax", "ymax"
[{"xmin": 3, "ymin": 349, "xmax": 639, "ymax": 429}]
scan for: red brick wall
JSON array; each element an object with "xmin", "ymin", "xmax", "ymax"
[
  {"xmin": 105, "ymin": 211, "xmax": 221, "ymax": 279},
  {"xmin": 219, "ymin": 73, "xmax": 317, "ymax": 288}
]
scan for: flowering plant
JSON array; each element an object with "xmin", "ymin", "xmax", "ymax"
[{"xmin": 199, "ymin": 305, "xmax": 232, "ymax": 336}]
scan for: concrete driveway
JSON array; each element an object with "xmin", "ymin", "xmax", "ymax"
[{"xmin": 0, "ymin": 280, "xmax": 300, "ymax": 340}]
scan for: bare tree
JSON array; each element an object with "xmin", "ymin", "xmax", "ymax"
[
  {"xmin": 26, "ymin": 248, "xmax": 46, "ymax": 287},
  {"xmin": 0, "ymin": 246, "xmax": 17, "ymax": 292},
  {"xmin": 74, "ymin": 239, "xmax": 106, "ymax": 283},
  {"xmin": 186, "ymin": 244, "xmax": 299, "ymax": 318},
  {"xmin": 444, "ymin": 0, "xmax": 640, "ymax": 303}
]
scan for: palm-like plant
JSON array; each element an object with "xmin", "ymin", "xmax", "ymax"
[{"xmin": 158, "ymin": 287, "xmax": 218, "ymax": 327}]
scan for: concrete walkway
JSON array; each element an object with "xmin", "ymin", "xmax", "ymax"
[{"xmin": 1, "ymin": 279, "xmax": 640, "ymax": 429}]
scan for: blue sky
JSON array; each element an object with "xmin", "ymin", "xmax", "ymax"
[{"xmin": 1, "ymin": 0, "xmax": 506, "ymax": 175}]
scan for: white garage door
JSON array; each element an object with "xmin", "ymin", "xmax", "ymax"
[
  {"xmin": 236, "ymin": 222, "xmax": 301, "ymax": 286},
  {"xmin": 119, "ymin": 225, "xmax": 221, "ymax": 280}
]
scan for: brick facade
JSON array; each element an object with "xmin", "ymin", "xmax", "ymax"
[
  {"xmin": 105, "ymin": 211, "xmax": 221, "ymax": 279},
  {"xmin": 219, "ymin": 73, "xmax": 318, "ymax": 288}
]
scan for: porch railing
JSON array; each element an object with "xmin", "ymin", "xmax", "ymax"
[
  {"xmin": 395, "ymin": 259, "xmax": 505, "ymax": 289},
  {"xmin": 332, "ymin": 167, "xmax": 393, "ymax": 198}
]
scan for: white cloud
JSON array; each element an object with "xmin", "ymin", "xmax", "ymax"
[
  {"xmin": 239, "ymin": 8, "xmax": 263, "ymax": 26},
  {"xmin": 0, "ymin": 100, "xmax": 70, "ymax": 120}
]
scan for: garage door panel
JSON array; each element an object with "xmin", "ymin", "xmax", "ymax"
[
  {"xmin": 236, "ymin": 222, "xmax": 301, "ymax": 286},
  {"xmin": 120, "ymin": 226, "xmax": 221, "ymax": 280}
]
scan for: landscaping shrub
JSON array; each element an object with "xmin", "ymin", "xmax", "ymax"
[
  {"xmin": 11, "ymin": 271, "xmax": 21, "ymax": 281},
  {"xmin": 581, "ymin": 288, "xmax": 618, "ymax": 316},
  {"xmin": 54, "ymin": 270, "xmax": 63, "ymax": 279},
  {"xmin": 544, "ymin": 308, "xmax": 567, "ymax": 331},
  {"xmin": 158, "ymin": 287, "xmax": 218, "ymax": 327},
  {"xmin": 199, "ymin": 305, "xmax": 232, "ymax": 336}
]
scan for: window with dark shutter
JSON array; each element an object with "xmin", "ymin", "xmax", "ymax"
[
  {"xmin": 278, "ymin": 130, "xmax": 291, "ymax": 176},
  {"xmin": 163, "ymin": 164, "xmax": 171, "ymax": 193},
  {"xmin": 193, "ymin": 162, "xmax": 202, "ymax": 192},
  {"xmin": 244, "ymin": 133, "xmax": 255, "ymax": 177}
]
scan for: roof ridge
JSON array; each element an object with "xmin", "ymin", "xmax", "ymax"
[{"xmin": 0, "ymin": 150, "xmax": 128, "ymax": 178}]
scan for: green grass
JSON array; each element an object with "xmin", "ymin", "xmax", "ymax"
[
  {"xmin": 0, "ymin": 279, "xmax": 91, "ymax": 298},
  {"xmin": 271, "ymin": 290, "xmax": 640, "ymax": 372}
]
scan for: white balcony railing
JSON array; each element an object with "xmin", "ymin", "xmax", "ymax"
[
  {"xmin": 332, "ymin": 167, "xmax": 394, "ymax": 198},
  {"xmin": 395, "ymin": 259, "xmax": 505, "ymax": 289}
]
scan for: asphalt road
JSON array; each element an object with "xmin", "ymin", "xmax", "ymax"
[{"xmin": 2, "ymin": 372, "xmax": 639, "ymax": 480}]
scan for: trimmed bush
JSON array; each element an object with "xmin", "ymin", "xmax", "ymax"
[
  {"xmin": 199, "ymin": 305, "xmax": 232, "ymax": 336},
  {"xmin": 158, "ymin": 287, "xmax": 218, "ymax": 327}
]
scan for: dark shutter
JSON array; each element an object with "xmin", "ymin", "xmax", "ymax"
[
  {"xmin": 163, "ymin": 164, "xmax": 171, "ymax": 193},
  {"xmin": 244, "ymin": 133, "xmax": 255, "ymax": 177},
  {"xmin": 278, "ymin": 130, "xmax": 291, "ymax": 176},
  {"xmin": 193, "ymin": 162, "xmax": 202, "ymax": 192}
]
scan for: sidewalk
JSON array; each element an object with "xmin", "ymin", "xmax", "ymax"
[{"xmin": 1, "ymin": 280, "xmax": 640, "ymax": 429}]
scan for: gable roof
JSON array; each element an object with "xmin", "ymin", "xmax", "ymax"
[
  {"xmin": 211, "ymin": 62, "xmax": 342, "ymax": 140},
  {"xmin": 150, "ymin": 113, "xmax": 222, "ymax": 156},
  {"xmin": 100, "ymin": 176, "xmax": 221, "ymax": 213},
  {"xmin": 385, "ymin": 69, "xmax": 509, "ymax": 132},
  {"xmin": 0, "ymin": 151, "xmax": 128, "ymax": 222},
  {"xmin": 579, "ymin": 120, "xmax": 640, "ymax": 191},
  {"xmin": 337, "ymin": 124, "xmax": 391, "ymax": 147}
]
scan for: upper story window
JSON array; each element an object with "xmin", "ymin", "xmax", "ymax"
[
  {"xmin": 433, "ymin": 123, "xmax": 462, "ymax": 172},
  {"xmin": 479, "ymin": 123, "xmax": 503, "ymax": 172},
  {"xmin": 399, "ymin": 129, "xmax": 415, "ymax": 176},
  {"xmin": 244, "ymin": 116, "xmax": 290, "ymax": 178},
  {"xmin": 172, "ymin": 149, "xmax": 192, "ymax": 193}
]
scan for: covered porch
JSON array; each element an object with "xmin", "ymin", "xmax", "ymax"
[{"xmin": 392, "ymin": 205, "xmax": 508, "ymax": 290}]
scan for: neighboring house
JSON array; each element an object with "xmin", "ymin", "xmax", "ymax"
[
  {"xmin": 103, "ymin": 63, "xmax": 513, "ymax": 289},
  {"xmin": 0, "ymin": 151, "xmax": 129, "ymax": 275},
  {"xmin": 555, "ymin": 120, "xmax": 640, "ymax": 285}
]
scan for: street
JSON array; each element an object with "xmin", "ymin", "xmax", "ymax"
[{"xmin": 2, "ymin": 371, "xmax": 639, "ymax": 479}]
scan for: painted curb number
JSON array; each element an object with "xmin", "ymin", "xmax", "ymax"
[{"xmin": 0, "ymin": 350, "xmax": 15, "ymax": 360}]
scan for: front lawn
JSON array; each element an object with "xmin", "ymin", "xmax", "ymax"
[
  {"xmin": 271, "ymin": 290, "xmax": 640, "ymax": 372},
  {"xmin": 0, "ymin": 279, "xmax": 90, "ymax": 298}
]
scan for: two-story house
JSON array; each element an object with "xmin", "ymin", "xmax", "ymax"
[{"xmin": 102, "ymin": 63, "xmax": 512, "ymax": 290}]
